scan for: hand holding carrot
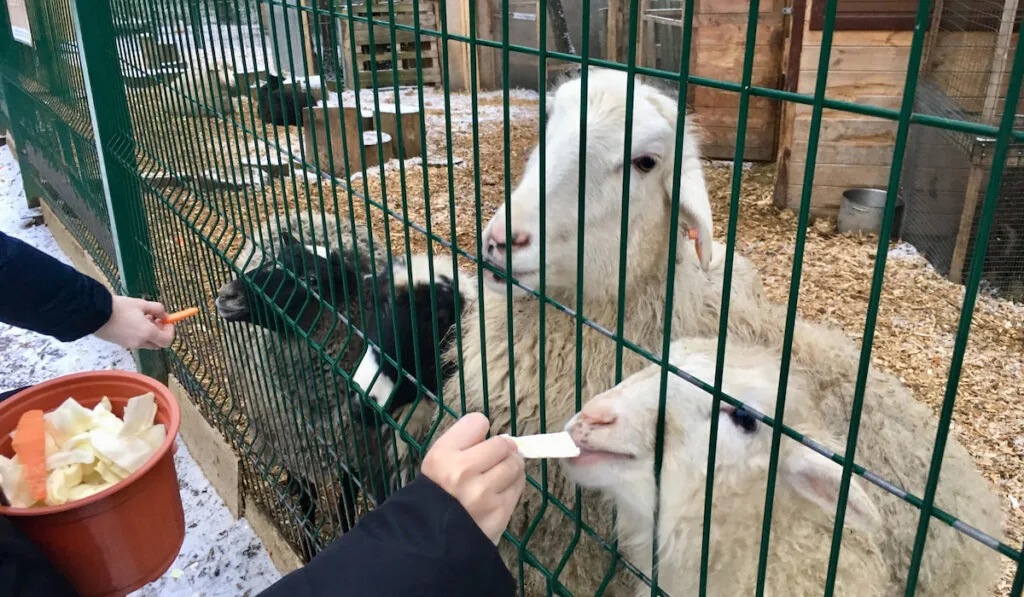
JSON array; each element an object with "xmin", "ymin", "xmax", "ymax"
[{"xmin": 93, "ymin": 296, "xmax": 175, "ymax": 350}]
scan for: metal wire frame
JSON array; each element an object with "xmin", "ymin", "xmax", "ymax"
[{"xmin": 1, "ymin": 0, "xmax": 1022, "ymax": 594}]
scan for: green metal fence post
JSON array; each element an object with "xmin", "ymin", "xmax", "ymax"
[
  {"xmin": 70, "ymin": 0, "xmax": 167, "ymax": 382},
  {"xmin": 186, "ymin": 0, "xmax": 205, "ymax": 50},
  {"xmin": 0, "ymin": 1, "xmax": 34, "ymax": 210}
]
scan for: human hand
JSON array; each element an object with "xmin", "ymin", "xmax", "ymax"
[
  {"xmin": 94, "ymin": 296, "xmax": 175, "ymax": 350},
  {"xmin": 421, "ymin": 413, "xmax": 526, "ymax": 544}
]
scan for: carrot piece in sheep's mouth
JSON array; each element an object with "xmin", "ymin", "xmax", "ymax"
[
  {"xmin": 688, "ymin": 227, "xmax": 703, "ymax": 263},
  {"xmin": 570, "ymin": 447, "xmax": 637, "ymax": 467}
]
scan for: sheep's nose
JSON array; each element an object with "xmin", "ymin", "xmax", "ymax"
[
  {"xmin": 486, "ymin": 225, "xmax": 531, "ymax": 261},
  {"xmin": 579, "ymin": 407, "xmax": 617, "ymax": 427},
  {"xmin": 567, "ymin": 404, "xmax": 617, "ymax": 441},
  {"xmin": 216, "ymin": 282, "xmax": 243, "ymax": 301}
]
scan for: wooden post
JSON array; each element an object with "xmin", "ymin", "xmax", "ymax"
[
  {"xmin": 637, "ymin": 0, "xmax": 650, "ymax": 67},
  {"xmin": 378, "ymin": 102, "xmax": 422, "ymax": 159},
  {"xmin": 980, "ymin": 0, "xmax": 1020, "ymax": 126},
  {"xmin": 299, "ymin": 0, "xmax": 318, "ymax": 75},
  {"xmin": 607, "ymin": 0, "xmax": 621, "ymax": 62},
  {"xmin": 920, "ymin": 0, "xmax": 945, "ymax": 72},
  {"xmin": 303, "ymin": 105, "xmax": 364, "ymax": 176},
  {"xmin": 947, "ymin": 0, "xmax": 1019, "ymax": 283},
  {"xmin": 445, "ymin": 0, "xmax": 472, "ymax": 91},
  {"xmin": 477, "ymin": 0, "xmax": 499, "ymax": 90},
  {"xmin": 362, "ymin": 131, "xmax": 394, "ymax": 167}
]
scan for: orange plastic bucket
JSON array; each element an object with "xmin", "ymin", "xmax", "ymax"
[{"xmin": 0, "ymin": 370, "xmax": 185, "ymax": 597}]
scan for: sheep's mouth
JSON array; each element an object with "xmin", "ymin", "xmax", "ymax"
[
  {"xmin": 215, "ymin": 296, "xmax": 250, "ymax": 322},
  {"xmin": 569, "ymin": 447, "xmax": 636, "ymax": 467},
  {"xmin": 483, "ymin": 263, "xmax": 537, "ymax": 288}
]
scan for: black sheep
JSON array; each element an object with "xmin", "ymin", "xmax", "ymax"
[
  {"xmin": 350, "ymin": 254, "xmax": 476, "ymax": 425},
  {"xmin": 257, "ymin": 73, "xmax": 310, "ymax": 127}
]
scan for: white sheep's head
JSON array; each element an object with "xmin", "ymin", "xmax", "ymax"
[
  {"xmin": 480, "ymin": 68, "xmax": 714, "ymax": 302},
  {"xmin": 561, "ymin": 341, "xmax": 881, "ymax": 535}
]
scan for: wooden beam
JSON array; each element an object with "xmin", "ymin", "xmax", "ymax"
[
  {"xmin": 949, "ymin": 0, "xmax": 1020, "ymax": 283},
  {"xmin": 949, "ymin": 166, "xmax": 987, "ymax": 283},
  {"xmin": 477, "ymin": 0, "xmax": 498, "ymax": 90},
  {"xmin": 775, "ymin": 0, "xmax": 806, "ymax": 208},
  {"xmin": 637, "ymin": 0, "xmax": 651, "ymax": 67},
  {"xmin": 920, "ymin": 0, "xmax": 944, "ymax": 72},
  {"xmin": 981, "ymin": 0, "xmax": 1021, "ymax": 125},
  {"xmin": 607, "ymin": 0, "xmax": 621, "ymax": 62},
  {"xmin": 446, "ymin": 0, "xmax": 472, "ymax": 91}
]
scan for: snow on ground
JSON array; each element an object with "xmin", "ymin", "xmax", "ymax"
[{"xmin": 0, "ymin": 144, "xmax": 281, "ymax": 595}]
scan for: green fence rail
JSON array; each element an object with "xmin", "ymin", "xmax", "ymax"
[{"xmin": 1, "ymin": 0, "xmax": 1021, "ymax": 595}]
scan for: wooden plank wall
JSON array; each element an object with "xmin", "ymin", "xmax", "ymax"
[
  {"xmin": 779, "ymin": 1, "xmax": 1014, "ymax": 215},
  {"xmin": 681, "ymin": 0, "xmax": 786, "ymax": 161},
  {"xmin": 781, "ymin": 18, "xmax": 912, "ymax": 214}
]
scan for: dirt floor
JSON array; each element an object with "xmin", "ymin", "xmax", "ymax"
[{"xmin": 127, "ymin": 85, "xmax": 1022, "ymax": 592}]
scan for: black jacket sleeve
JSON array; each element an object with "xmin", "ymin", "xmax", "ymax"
[
  {"xmin": 0, "ymin": 231, "xmax": 113, "ymax": 342},
  {"xmin": 0, "ymin": 516, "xmax": 80, "ymax": 597},
  {"xmin": 258, "ymin": 475, "xmax": 516, "ymax": 597}
]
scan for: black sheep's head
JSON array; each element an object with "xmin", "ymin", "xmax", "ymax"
[
  {"xmin": 264, "ymin": 72, "xmax": 282, "ymax": 89},
  {"xmin": 215, "ymin": 233, "xmax": 349, "ymax": 334}
]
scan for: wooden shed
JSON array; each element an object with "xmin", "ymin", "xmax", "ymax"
[{"xmin": 775, "ymin": 0, "xmax": 1021, "ymax": 217}]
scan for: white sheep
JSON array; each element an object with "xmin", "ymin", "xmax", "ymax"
[
  {"xmin": 392, "ymin": 67, "xmax": 767, "ymax": 594},
  {"xmin": 563, "ymin": 336, "xmax": 1003, "ymax": 596},
  {"xmin": 389, "ymin": 67, "xmax": 1003, "ymax": 596}
]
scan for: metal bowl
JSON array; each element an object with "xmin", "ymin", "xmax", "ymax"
[{"xmin": 837, "ymin": 188, "xmax": 904, "ymax": 237}]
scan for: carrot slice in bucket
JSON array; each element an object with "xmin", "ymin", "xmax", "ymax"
[
  {"xmin": 12, "ymin": 409, "xmax": 48, "ymax": 502},
  {"xmin": 160, "ymin": 307, "xmax": 199, "ymax": 325}
]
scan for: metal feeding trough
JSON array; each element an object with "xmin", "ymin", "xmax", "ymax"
[{"xmin": 837, "ymin": 188, "xmax": 904, "ymax": 238}]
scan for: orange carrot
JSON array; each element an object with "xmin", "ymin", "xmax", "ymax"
[
  {"xmin": 160, "ymin": 307, "xmax": 199, "ymax": 324},
  {"xmin": 688, "ymin": 228, "xmax": 703, "ymax": 263},
  {"xmin": 12, "ymin": 409, "xmax": 47, "ymax": 502}
]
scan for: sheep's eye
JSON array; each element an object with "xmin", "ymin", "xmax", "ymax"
[
  {"xmin": 632, "ymin": 156, "xmax": 657, "ymax": 173},
  {"xmin": 729, "ymin": 408, "xmax": 758, "ymax": 433}
]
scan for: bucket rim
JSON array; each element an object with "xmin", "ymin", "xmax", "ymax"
[
  {"xmin": 0, "ymin": 370, "xmax": 180, "ymax": 517},
  {"xmin": 841, "ymin": 187, "xmax": 905, "ymax": 208}
]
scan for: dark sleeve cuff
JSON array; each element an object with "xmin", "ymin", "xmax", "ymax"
[
  {"xmin": 0, "ymin": 231, "xmax": 113, "ymax": 341},
  {"xmin": 258, "ymin": 475, "xmax": 515, "ymax": 597},
  {"xmin": 432, "ymin": 476, "xmax": 518, "ymax": 596}
]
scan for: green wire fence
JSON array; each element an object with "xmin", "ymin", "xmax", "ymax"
[{"xmin": 0, "ymin": 0, "xmax": 1021, "ymax": 594}]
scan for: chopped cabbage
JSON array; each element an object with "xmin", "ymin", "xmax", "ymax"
[
  {"xmin": 44, "ymin": 398, "xmax": 94, "ymax": 445},
  {"xmin": 2, "ymin": 392, "xmax": 165, "ymax": 508}
]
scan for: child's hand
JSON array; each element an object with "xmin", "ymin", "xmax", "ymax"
[
  {"xmin": 94, "ymin": 296, "xmax": 175, "ymax": 350},
  {"xmin": 421, "ymin": 413, "xmax": 526, "ymax": 544}
]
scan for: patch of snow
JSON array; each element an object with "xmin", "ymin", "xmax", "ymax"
[
  {"xmin": 0, "ymin": 145, "xmax": 281, "ymax": 595},
  {"xmin": 129, "ymin": 439, "xmax": 279, "ymax": 597},
  {"xmin": 887, "ymin": 242, "xmax": 921, "ymax": 261}
]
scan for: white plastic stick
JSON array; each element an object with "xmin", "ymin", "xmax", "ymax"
[{"xmin": 500, "ymin": 431, "xmax": 580, "ymax": 459}]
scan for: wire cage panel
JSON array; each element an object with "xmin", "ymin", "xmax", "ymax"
[{"xmin": 1, "ymin": 0, "xmax": 1023, "ymax": 595}]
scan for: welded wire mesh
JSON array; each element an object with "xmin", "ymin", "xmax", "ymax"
[
  {"xmin": 901, "ymin": 0, "xmax": 1024, "ymax": 300},
  {"xmin": 1, "ymin": 0, "xmax": 1023, "ymax": 595}
]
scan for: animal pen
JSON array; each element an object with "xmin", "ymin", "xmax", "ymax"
[{"xmin": 1, "ymin": 0, "xmax": 1023, "ymax": 594}]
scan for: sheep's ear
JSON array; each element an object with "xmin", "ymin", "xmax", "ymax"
[
  {"xmin": 278, "ymin": 231, "xmax": 301, "ymax": 248},
  {"xmin": 647, "ymin": 91, "xmax": 713, "ymax": 270},
  {"xmin": 783, "ymin": 447, "xmax": 881, "ymax": 534}
]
